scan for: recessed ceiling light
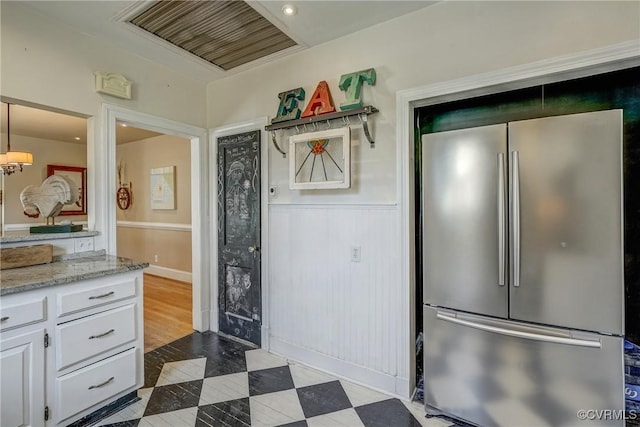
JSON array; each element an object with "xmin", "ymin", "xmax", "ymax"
[
  {"xmin": 282, "ymin": 4, "xmax": 296, "ymax": 16},
  {"xmin": 74, "ymin": 137, "xmax": 81, "ymax": 141},
  {"xmin": 120, "ymin": 123, "xmax": 128, "ymax": 127}
]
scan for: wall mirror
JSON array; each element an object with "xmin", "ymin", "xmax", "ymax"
[{"xmin": 0, "ymin": 100, "xmax": 89, "ymax": 235}]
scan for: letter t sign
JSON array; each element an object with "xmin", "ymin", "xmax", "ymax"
[{"xmin": 338, "ymin": 68, "xmax": 376, "ymax": 111}]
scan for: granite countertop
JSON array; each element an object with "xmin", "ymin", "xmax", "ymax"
[
  {"xmin": 0, "ymin": 254, "xmax": 149, "ymax": 296},
  {"xmin": 0, "ymin": 230, "xmax": 99, "ymax": 244}
]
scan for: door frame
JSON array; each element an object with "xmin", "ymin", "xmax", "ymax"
[
  {"xmin": 100, "ymin": 104, "xmax": 210, "ymax": 331},
  {"xmin": 397, "ymin": 40, "xmax": 640, "ymax": 398},
  {"xmin": 209, "ymin": 117, "xmax": 270, "ymax": 347}
]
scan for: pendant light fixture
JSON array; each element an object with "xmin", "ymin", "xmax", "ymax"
[{"xmin": 1, "ymin": 103, "xmax": 33, "ymax": 175}]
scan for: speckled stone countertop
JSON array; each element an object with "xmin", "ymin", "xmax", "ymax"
[
  {"xmin": 0, "ymin": 254, "xmax": 149, "ymax": 296},
  {"xmin": 0, "ymin": 230, "xmax": 99, "ymax": 244}
]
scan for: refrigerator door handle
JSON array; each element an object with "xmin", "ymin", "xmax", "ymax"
[
  {"xmin": 512, "ymin": 150, "xmax": 521, "ymax": 287},
  {"xmin": 436, "ymin": 312, "xmax": 602, "ymax": 348},
  {"xmin": 497, "ymin": 153, "xmax": 506, "ymax": 286}
]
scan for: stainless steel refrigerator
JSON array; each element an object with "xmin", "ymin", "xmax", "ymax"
[{"xmin": 422, "ymin": 110, "xmax": 625, "ymax": 427}]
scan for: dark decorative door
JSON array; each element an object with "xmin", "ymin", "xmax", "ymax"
[{"xmin": 217, "ymin": 130, "xmax": 261, "ymax": 345}]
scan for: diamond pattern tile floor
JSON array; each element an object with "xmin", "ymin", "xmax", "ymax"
[
  {"xmin": 297, "ymin": 381, "xmax": 352, "ymax": 418},
  {"xmin": 249, "ymin": 365, "xmax": 296, "ymax": 396},
  {"xmin": 95, "ymin": 331, "xmax": 459, "ymax": 427}
]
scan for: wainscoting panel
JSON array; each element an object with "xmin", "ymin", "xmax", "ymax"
[{"xmin": 268, "ymin": 204, "xmax": 404, "ymax": 395}]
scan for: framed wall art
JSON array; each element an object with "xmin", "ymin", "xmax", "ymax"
[
  {"xmin": 47, "ymin": 164, "xmax": 87, "ymax": 215},
  {"xmin": 289, "ymin": 127, "xmax": 350, "ymax": 190},
  {"xmin": 150, "ymin": 165, "xmax": 176, "ymax": 210}
]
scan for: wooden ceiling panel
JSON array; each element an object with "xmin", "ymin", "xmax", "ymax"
[{"xmin": 129, "ymin": 0, "xmax": 297, "ymax": 71}]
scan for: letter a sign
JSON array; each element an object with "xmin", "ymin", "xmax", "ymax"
[{"xmin": 301, "ymin": 81, "xmax": 336, "ymax": 118}]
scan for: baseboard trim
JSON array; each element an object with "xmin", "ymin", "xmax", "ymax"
[
  {"xmin": 196, "ymin": 309, "xmax": 210, "ymax": 333},
  {"xmin": 145, "ymin": 265, "xmax": 192, "ymax": 283},
  {"xmin": 269, "ymin": 336, "xmax": 407, "ymax": 398},
  {"xmin": 261, "ymin": 325, "xmax": 271, "ymax": 351},
  {"xmin": 395, "ymin": 377, "xmax": 410, "ymax": 400}
]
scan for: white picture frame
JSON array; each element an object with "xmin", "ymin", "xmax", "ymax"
[
  {"xmin": 288, "ymin": 127, "xmax": 350, "ymax": 190},
  {"xmin": 150, "ymin": 165, "xmax": 176, "ymax": 210}
]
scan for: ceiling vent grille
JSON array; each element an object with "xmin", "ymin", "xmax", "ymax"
[{"xmin": 129, "ymin": 0, "xmax": 297, "ymax": 71}]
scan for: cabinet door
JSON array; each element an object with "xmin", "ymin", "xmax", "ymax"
[{"xmin": 0, "ymin": 329, "xmax": 46, "ymax": 427}]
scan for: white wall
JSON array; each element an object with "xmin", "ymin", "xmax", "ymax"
[
  {"xmin": 1, "ymin": 1, "xmax": 207, "ymax": 250},
  {"xmin": 0, "ymin": 2, "xmax": 207, "ymax": 127},
  {"xmin": 269, "ymin": 205, "xmax": 401, "ymax": 392},
  {"xmin": 206, "ymin": 1, "xmax": 640, "ymax": 397},
  {"xmin": 207, "ymin": 1, "xmax": 640, "ymax": 205}
]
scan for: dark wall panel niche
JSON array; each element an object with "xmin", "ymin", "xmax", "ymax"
[{"xmin": 416, "ymin": 66, "xmax": 640, "ymax": 346}]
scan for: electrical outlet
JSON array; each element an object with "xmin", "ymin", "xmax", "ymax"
[
  {"xmin": 154, "ymin": 254, "xmax": 158, "ymax": 263},
  {"xmin": 350, "ymin": 246, "xmax": 361, "ymax": 263},
  {"xmin": 74, "ymin": 237, "xmax": 94, "ymax": 253}
]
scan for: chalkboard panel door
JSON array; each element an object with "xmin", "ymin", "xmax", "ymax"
[{"xmin": 217, "ymin": 130, "xmax": 261, "ymax": 345}]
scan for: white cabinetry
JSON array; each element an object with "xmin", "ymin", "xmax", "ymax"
[
  {"xmin": 0, "ymin": 297, "xmax": 46, "ymax": 332},
  {"xmin": 55, "ymin": 348, "xmax": 137, "ymax": 422},
  {"xmin": 0, "ymin": 329, "xmax": 46, "ymax": 427},
  {"xmin": 0, "ymin": 270, "xmax": 144, "ymax": 427},
  {"xmin": 56, "ymin": 304, "xmax": 136, "ymax": 370}
]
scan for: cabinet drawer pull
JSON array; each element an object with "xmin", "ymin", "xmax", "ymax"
[
  {"xmin": 0, "ymin": 316, "xmax": 9, "ymax": 322},
  {"xmin": 88, "ymin": 376, "xmax": 115, "ymax": 390},
  {"xmin": 89, "ymin": 329, "xmax": 115, "ymax": 339},
  {"xmin": 88, "ymin": 291, "xmax": 115, "ymax": 300}
]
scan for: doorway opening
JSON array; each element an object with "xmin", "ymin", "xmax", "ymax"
[
  {"xmin": 114, "ymin": 123, "xmax": 194, "ymax": 352},
  {"xmin": 104, "ymin": 104, "xmax": 209, "ymax": 352}
]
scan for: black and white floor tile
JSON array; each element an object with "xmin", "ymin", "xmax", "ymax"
[{"xmin": 95, "ymin": 332, "xmax": 458, "ymax": 427}]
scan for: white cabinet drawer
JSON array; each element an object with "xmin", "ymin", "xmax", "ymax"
[
  {"xmin": 57, "ymin": 277, "xmax": 136, "ymax": 317},
  {"xmin": 0, "ymin": 297, "xmax": 46, "ymax": 332},
  {"xmin": 56, "ymin": 304, "xmax": 137, "ymax": 370},
  {"xmin": 56, "ymin": 348, "xmax": 137, "ymax": 423}
]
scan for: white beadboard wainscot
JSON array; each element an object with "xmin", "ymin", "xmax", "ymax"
[{"xmin": 267, "ymin": 204, "xmax": 405, "ymax": 396}]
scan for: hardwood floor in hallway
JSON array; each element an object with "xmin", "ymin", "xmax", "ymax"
[{"xmin": 143, "ymin": 273, "xmax": 193, "ymax": 353}]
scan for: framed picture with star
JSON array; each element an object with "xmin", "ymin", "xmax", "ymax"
[{"xmin": 288, "ymin": 127, "xmax": 350, "ymax": 190}]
